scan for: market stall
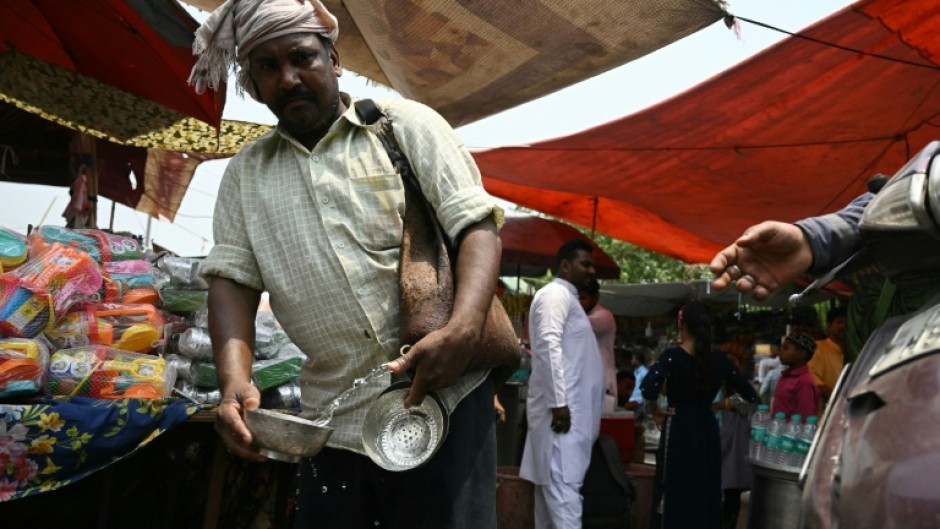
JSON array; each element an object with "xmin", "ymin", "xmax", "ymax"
[
  {"xmin": 0, "ymin": 224, "xmax": 307, "ymax": 528},
  {"xmin": 0, "ymin": 3, "xmax": 290, "ymax": 525}
]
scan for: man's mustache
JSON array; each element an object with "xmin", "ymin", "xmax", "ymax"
[{"xmin": 275, "ymin": 89, "xmax": 316, "ymax": 113}]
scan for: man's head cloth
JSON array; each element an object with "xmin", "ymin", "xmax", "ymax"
[{"xmin": 188, "ymin": 0, "xmax": 339, "ymax": 101}]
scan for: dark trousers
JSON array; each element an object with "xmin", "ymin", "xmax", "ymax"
[{"xmin": 293, "ymin": 381, "xmax": 497, "ymax": 529}]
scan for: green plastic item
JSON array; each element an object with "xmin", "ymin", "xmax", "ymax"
[
  {"xmin": 191, "ymin": 361, "xmax": 219, "ymax": 389},
  {"xmin": 252, "ymin": 356, "xmax": 303, "ymax": 391},
  {"xmin": 159, "ymin": 287, "xmax": 208, "ymax": 314}
]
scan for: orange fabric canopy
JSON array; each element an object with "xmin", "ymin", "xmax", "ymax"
[{"xmin": 474, "ymin": 0, "xmax": 940, "ymax": 263}]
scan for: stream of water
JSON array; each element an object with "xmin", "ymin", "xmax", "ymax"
[{"xmin": 312, "ymin": 363, "xmax": 389, "ymax": 426}]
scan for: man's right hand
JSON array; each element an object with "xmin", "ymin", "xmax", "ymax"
[
  {"xmin": 550, "ymin": 405, "xmax": 571, "ymax": 434},
  {"xmin": 215, "ymin": 381, "xmax": 267, "ymax": 462},
  {"xmin": 709, "ymin": 221, "xmax": 814, "ymax": 300}
]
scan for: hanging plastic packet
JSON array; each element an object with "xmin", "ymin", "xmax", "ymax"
[
  {"xmin": 155, "ymin": 255, "xmax": 208, "ymax": 289},
  {"xmin": 0, "ymin": 243, "xmax": 102, "ymax": 338},
  {"xmin": 99, "ymin": 260, "xmax": 159, "ymax": 304},
  {"xmin": 261, "ymin": 382, "xmax": 301, "ymax": 410},
  {"xmin": 28, "ymin": 226, "xmax": 142, "ymax": 263},
  {"xmin": 255, "ymin": 312, "xmax": 289, "ymax": 360},
  {"xmin": 155, "ymin": 255, "xmax": 208, "ymax": 315},
  {"xmin": 174, "ymin": 380, "xmax": 220, "ymax": 405},
  {"xmin": 0, "ymin": 227, "xmax": 28, "ymax": 273},
  {"xmin": 191, "ymin": 306, "xmax": 209, "ymax": 328},
  {"xmin": 166, "ymin": 354, "xmax": 194, "ymax": 384},
  {"xmin": 252, "ymin": 355, "xmax": 303, "ymax": 391},
  {"xmin": 46, "ymin": 345, "xmax": 174, "ymax": 399},
  {"xmin": 174, "ymin": 327, "xmax": 214, "ymax": 361},
  {"xmin": 47, "ymin": 303, "xmax": 164, "ymax": 353},
  {"xmin": 0, "ymin": 337, "xmax": 51, "ymax": 398}
]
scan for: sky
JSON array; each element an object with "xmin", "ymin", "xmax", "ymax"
[{"xmin": 0, "ymin": 0, "xmax": 855, "ymax": 257}]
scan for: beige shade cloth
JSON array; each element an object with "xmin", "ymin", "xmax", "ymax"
[{"xmin": 185, "ymin": 0, "xmax": 728, "ymax": 126}]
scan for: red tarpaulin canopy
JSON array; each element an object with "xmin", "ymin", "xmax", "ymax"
[
  {"xmin": 474, "ymin": 0, "xmax": 940, "ymax": 264},
  {"xmin": 0, "ymin": 0, "xmax": 223, "ymax": 129},
  {"xmin": 499, "ymin": 216, "xmax": 621, "ymax": 279}
]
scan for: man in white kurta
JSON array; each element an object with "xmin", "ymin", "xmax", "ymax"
[{"xmin": 521, "ymin": 240, "xmax": 605, "ymax": 529}]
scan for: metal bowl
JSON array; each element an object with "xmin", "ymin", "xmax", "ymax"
[
  {"xmin": 244, "ymin": 408, "xmax": 333, "ymax": 463},
  {"xmin": 361, "ymin": 382, "xmax": 449, "ymax": 471}
]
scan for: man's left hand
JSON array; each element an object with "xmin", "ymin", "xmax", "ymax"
[
  {"xmin": 550, "ymin": 406, "xmax": 571, "ymax": 433},
  {"xmin": 388, "ymin": 322, "xmax": 481, "ymax": 407},
  {"xmin": 388, "ymin": 218, "xmax": 499, "ymax": 407}
]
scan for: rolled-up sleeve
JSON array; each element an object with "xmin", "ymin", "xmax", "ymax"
[
  {"xmin": 388, "ymin": 100, "xmax": 504, "ymax": 243},
  {"xmin": 200, "ymin": 163, "xmax": 264, "ymax": 291}
]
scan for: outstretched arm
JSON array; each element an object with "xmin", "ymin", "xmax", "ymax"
[{"xmin": 709, "ymin": 193, "xmax": 872, "ymax": 301}]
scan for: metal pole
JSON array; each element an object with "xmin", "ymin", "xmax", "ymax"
[
  {"xmin": 590, "ymin": 196, "xmax": 599, "ymax": 240},
  {"xmin": 144, "ymin": 215, "xmax": 152, "ymax": 250}
]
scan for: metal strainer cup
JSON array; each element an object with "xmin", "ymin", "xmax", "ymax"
[{"xmin": 361, "ymin": 382, "xmax": 449, "ymax": 471}]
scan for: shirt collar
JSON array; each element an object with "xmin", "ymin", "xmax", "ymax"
[
  {"xmin": 275, "ymin": 92, "xmax": 356, "ymax": 150},
  {"xmin": 782, "ymin": 364, "xmax": 810, "ymax": 378},
  {"xmin": 552, "ymin": 277, "xmax": 578, "ymax": 295}
]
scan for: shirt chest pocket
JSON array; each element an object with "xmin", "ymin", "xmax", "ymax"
[{"xmin": 346, "ymin": 173, "xmax": 405, "ymax": 250}]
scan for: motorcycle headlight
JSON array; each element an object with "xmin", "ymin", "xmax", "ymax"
[
  {"xmin": 860, "ymin": 141, "xmax": 939, "ymax": 233},
  {"xmin": 859, "ymin": 141, "xmax": 940, "ymax": 280}
]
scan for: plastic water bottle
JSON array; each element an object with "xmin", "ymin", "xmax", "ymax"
[
  {"xmin": 779, "ymin": 414, "xmax": 802, "ymax": 467},
  {"xmin": 794, "ymin": 415, "xmax": 818, "ymax": 469},
  {"xmin": 749, "ymin": 404, "xmax": 770, "ymax": 461},
  {"xmin": 762, "ymin": 412, "xmax": 787, "ymax": 464}
]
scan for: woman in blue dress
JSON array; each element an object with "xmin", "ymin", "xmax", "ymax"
[{"xmin": 642, "ymin": 302, "xmax": 757, "ymax": 529}]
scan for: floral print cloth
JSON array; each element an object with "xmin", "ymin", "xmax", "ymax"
[{"xmin": 0, "ymin": 397, "xmax": 197, "ymax": 501}]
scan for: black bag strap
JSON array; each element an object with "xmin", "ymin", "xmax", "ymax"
[
  {"xmin": 354, "ymin": 98, "xmax": 384, "ymax": 125},
  {"xmin": 354, "ymin": 99, "xmax": 418, "ymax": 190}
]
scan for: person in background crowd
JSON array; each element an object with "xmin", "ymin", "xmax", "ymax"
[
  {"xmin": 494, "ymin": 395, "xmax": 507, "ymax": 423},
  {"xmin": 579, "ymin": 277, "xmax": 618, "ymax": 413},
  {"xmin": 641, "ymin": 303, "xmax": 757, "ymax": 529},
  {"xmin": 190, "ymin": 1, "xmax": 503, "ymax": 527},
  {"xmin": 617, "ymin": 370, "xmax": 636, "ymax": 410},
  {"xmin": 773, "ymin": 333, "xmax": 822, "ymax": 419},
  {"xmin": 521, "ymin": 239, "xmax": 605, "ymax": 529},
  {"xmin": 755, "ymin": 341, "xmax": 781, "ymax": 386},
  {"xmin": 758, "ymin": 340, "xmax": 784, "ymax": 408},
  {"xmin": 719, "ymin": 336, "xmax": 752, "ymax": 381},
  {"xmin": 628, "ymin": 349, "xmax": 648, "ymax": 413},
  {"xmin": 717, "ymin": 390, "xmax": 751, "ymax": 529},
  {"xmin": 808, "ymin": 305, "xmax": 847, "ymax": 400}
]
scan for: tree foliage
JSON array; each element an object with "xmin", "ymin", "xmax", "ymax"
[
  {"xmin": 589, "ymin": 232, "xmax": 712, "ymax": 284},
  {"xmin": 507, "ymin": 207, "xmax": 711, "ymax": 285}
]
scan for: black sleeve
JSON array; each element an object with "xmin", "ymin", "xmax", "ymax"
[{"xmin": 718, "ymin": 352, "xmax": 757, "ymax": 402}]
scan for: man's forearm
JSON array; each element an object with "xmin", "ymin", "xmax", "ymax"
[
  {"xmin": 207, "ymin": 276, "xmax": 262, "ymax": 390},
  {"xmin": 795, "ymin": 192, "xmax": 872, "ymax": 275},
  {"xmin": 450, "ymin": 217, "xmax": 500, "ymax": 336}
]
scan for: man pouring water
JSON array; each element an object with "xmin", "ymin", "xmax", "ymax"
[{"xmin": 190, "ymin": 1, "xmax": 504, "ymax": 527}]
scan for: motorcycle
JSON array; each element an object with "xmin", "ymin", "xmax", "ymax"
[{"xmin": 795, "ymin": 140, "xmax": 940, "ymax": 528}]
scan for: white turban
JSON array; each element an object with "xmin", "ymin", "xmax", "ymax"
[{"xmin": 188, "ymin": 0, "xmax": 339, "ymax": 99}]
